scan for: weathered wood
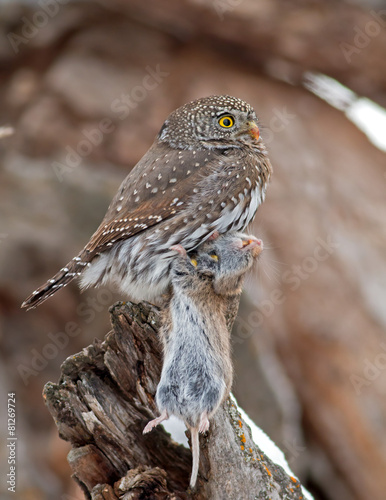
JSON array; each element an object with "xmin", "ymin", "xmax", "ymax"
[{"xmin": 44, "ymin": 301, "xmax": 307, "ymax": 499}]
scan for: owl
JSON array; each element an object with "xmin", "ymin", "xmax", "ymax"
[{"xmin": 22, "ymin": 95, "xmax": 272, "ymax": 310}]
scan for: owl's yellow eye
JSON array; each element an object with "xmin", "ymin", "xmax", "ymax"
[
  {"xmin": 190, "ymin": 258, "xmax": 198, "ymax": 267},
  {"xmin": 209, "ymin": 254, "xmax": 219, "ymax": 261},
  {"xmin": 218, "ymin": 115, "xmax": 235, "ymax": 128}
]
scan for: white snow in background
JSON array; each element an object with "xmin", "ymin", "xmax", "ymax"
[
  {"xmin": 304, "ymin": 72, "xmax": 386, "ymax": 152},
  {"xmin": 162, "ymin": 415, "xmax": 189, "ymax": 447},
  {"xmin": 346, "ymin": 98, "xmax": 386, "ymax": 151},
  {"xmin": 0, "ymin": 126, "xmax": 14, "ymax": 138}
]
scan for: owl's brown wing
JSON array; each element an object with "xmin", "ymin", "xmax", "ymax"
[{"xmin": 85, "ymin": 142, "xmax": 220, "ymax": 254}]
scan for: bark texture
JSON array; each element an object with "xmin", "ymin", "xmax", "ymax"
[{"xmin": 44, "ymin": 301, "xmax": 307, "ymax": 500}]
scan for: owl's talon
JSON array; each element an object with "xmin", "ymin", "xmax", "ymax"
[
  {"xmin": 208, "ymin": 231, "xmax": 220, "ymax": 241},
  {"xmin": 170, "ymin": 244, "xmax": 187, "ymax": 257}
]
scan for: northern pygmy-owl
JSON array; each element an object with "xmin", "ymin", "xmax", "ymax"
[{"xmin": 22, "ymin": 95, "xmax": 272, "ymax": 310}]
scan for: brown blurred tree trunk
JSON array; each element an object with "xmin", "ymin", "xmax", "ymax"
[
  {"xmin": 3, "ymin": 1, "xmax": 386, "ymax": 499},
  {"xmin": 106, "ymin": 0, "xmax": 386, "ymax": 107}
]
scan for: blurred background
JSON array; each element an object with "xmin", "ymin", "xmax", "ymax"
[{"xmin": 0, "ymin": 0, "xmax": 386, "ymax": 499}]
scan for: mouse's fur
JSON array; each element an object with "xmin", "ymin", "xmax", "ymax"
[{"xmin": 143, "ymin": 232, "xmax": 263, "ymax": 488}]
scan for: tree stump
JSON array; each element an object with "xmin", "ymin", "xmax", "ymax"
[{"xmin": 44, "ymin": 301, "xmax": 308, "ymax": 499}]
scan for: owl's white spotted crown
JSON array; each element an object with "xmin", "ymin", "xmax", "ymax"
[{"xmin": 158, "ymin": 95, "xmax": 258, "ymax": 149}]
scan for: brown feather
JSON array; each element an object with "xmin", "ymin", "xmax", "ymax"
[{"xmin": 85, "ymin": 144, "xmax": 223, "ymax": 253}]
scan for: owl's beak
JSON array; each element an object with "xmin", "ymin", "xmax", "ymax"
[{"xmin": 247, "ymin": 121, "xmax": 260, "ymax": 142}]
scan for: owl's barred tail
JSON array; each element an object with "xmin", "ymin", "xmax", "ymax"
[{"xmin": 21, "ymin": 252, "xmax": 90, "ymax": 311}]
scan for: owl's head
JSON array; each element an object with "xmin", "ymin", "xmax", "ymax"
[{"xmin": 158, "ymin": 95, "xmax": 260, "ymax": 150}]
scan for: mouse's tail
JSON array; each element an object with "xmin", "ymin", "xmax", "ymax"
[{"xmin": 189, "ymin": 426, "xmax": 200, "ymax": 488}]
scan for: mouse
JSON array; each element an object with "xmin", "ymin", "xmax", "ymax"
[{"xmin": 143, "ymin": 232, "xmax": 263, "ymax": 488}]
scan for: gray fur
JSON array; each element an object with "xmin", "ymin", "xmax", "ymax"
[
  {"xmin": 156, "ymin": 292, "xmax": 227, "ymax": 428},
  {"xmin": 144, "ymin": 231, "xmax": 263, "ymax": 488}
]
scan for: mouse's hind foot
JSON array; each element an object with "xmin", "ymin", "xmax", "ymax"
[
  {"xmin": 143, "ymin": 410, "xmax": 169, "ymax": 434},
  {"xmin": 198, "ymin": 412, "xmax": 210, "ymax": 433}
]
